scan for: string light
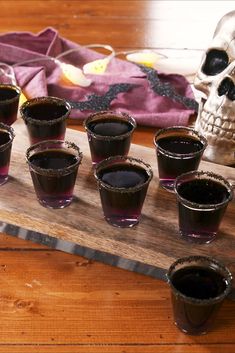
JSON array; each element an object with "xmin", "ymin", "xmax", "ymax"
[
  {"xmin": 83, "ymin": 44, "xmax": 115, "ymax": 74},
  {"xmin": 0, "ymin": 44, "xmax": 167, "ymax": 97},
  {"xmin": 125, "ymin": 50, "xmax": 166, "ymax": 68},
  {"xmin": 4, "ymin": 44, "xmax": 115, "ymax": 89},
  {"xmin": 113, "ymin": 49, "xmax": 167, "ymax": 68},
  {"xmin": 59, "ymin": 63, "xmax": 92, "ymax": 86}
]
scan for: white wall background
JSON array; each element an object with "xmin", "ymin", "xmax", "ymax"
[
  {"xmin": 148, "ymin": 1, "xmax": 235, "ymax": 49},
  {"xmin": 150, "ymin": 1, "xmax": 235, "ymax": 77}
]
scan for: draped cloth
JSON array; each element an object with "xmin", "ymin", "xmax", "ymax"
[{"xmin": 0, "ymin": 27, "xmax": 196, "ymax": 127}]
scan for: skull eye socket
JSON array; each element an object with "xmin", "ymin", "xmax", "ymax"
[
  {"xmin": 218, "ymin": 77, "xmax": 233, "ymax": 96},
  {"xmin": 228, "ymin": 86, "xmax": 235, "ymax": 101},
  {"xmin": 218, "ymin": 77, "xmax": 235, "ymax": 101},
  {"xmin": 202, "ymin": 49, "xmax": 229, "ymax": 76}
]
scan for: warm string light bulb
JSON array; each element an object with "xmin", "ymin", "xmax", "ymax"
[
  {"xmin": 83, "ymin": 56, "xmax": 114, "ymax": 75},
  {"xmin": 125, "ymin": 50, "xmax": 166, "ymax": 68},
  {"xmin": 60, "ymin": 62, "xmax": 92, "ymax": 87},
  {"xmin": 57, "ymin": 44, "xmax": 115, "ymax": 86}
]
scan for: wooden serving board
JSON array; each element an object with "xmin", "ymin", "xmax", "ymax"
[{"xmin": 2, "ymin": 121, "xmax": 235, "ymax": 297}]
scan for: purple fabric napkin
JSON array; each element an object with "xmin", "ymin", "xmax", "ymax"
[{"xmin": 0, "ymin": 27, "xmax": 196, "ymax": 127}]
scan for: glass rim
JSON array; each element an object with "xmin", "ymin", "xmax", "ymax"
[
  {"xmin": 174, "ymin": 170, "xmax": 233, "ymax": 209},
  {"xmin": 20, "ymin": 96, "xmax": 71, "ymax": 126},
  {"xmin": 0, "ymin": 83, "xmax": 21, "ymax": 105},
  {"xmin": 167, "ymin": 255, "xmax": 233, "ymax": 305},
  {"xmin": 0, "ymin": 122, "xmax": 15, "ymax": 152},
  {"xmin": 154, "ymin": 126, "xmax": 208, "ymax": 158},
  {"xmin": 83, "ymin": 110, "xmax": 137, "ymax": 141},
  {"xmin": 26, "ymin": 139, "xmax": 83, "ymax": 176},
  {"xmin": 94, "ymin": 155, "xmax": 153, "ymax": 193}
]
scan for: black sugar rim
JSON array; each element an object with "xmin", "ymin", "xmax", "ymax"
[
  {"xmin": 154, "ymin": 126, "xmax": 208, "ymax": 158},
  {"xmin": 0, "ymin": 122, "xmax": 15, "ymax": 152},
  {"xmin": 0, "ymin": 84, "xmax": 21, "ymax": 105},
  {"xmin": 94, "ymin": 155, "xmax": 153, "ymax": 193},
  {"xmin": 166, "ymin": 255, "xmax": 233, "ymax": 305},
  {"xmin": 20, "ymin": 96, "xmax": 71, "ymax": 126},
  {"xmin": 26, "ymin": 139, "xmax": 83, "ymax": 176},
  {"xmin": 174, "ymin": 170, "xmax": 233, "ymax": 210},
  {"xmin": 84, "ymin": 110, "xmax": 137, "ymax": 140}
]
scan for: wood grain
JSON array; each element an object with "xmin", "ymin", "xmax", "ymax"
[
  {"xmin": 0, "ymin": 240, "xmax": 233, "ymax": 353},
  {"xmin": 0, "ymin": 0, "xmax": 234, "ymax": 50},
  {"xmin": 2, "ymin": 120, "xmax": 235, "ymax": 295},
  {"xmin": 0, "ymin": 1, "xmax": 234, "ymax": 352}
]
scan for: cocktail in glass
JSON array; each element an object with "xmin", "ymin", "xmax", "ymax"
[
  {"xmin": 174, "ymin": 170, "xmax": 233, "ymax": 243},
  {"xmin": 0, "ymin": 84, "xmax": 21, "ymax": 125},
  {"xmin": 26, "ymin": 140, "xmax": 83, "ymax": 208},
  {"xmin": 21, "ymin": 96, "xmax": 71, "ymax": 144},
  {"xmin": 84, "ymin": 110, "xmax": 136, "ymax": 165},
  {"xmin": 167, "ymin": 256, "xmax": 232, "ymax": 335},
  {"xmin": 94, "ymin": 155, "xmax": 153, "ymax": 227},
  {"xmin": 0, "ymin": 122, "xmax": 15, "ymax": 185},
  {"xmin": 154, "ymin": 126, "xmax": 207, "ymax": 191}
]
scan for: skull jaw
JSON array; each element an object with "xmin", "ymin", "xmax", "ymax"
[
  {"xmin": 203, "ymin": 144, "xmax": 235, "ymax": 166},
  {"xmin": 195, "ymin": 117, "xmax": 235, "ymax": 166}
]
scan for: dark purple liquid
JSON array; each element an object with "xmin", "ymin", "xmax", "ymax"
[
  {"xmin": 25, "ymin": 102, "xmax": 68, "ymax": 121},
  {"xmin": 29, "ymin": 149, "xmax": 78, "ymax": 208},
  {"xmin": 88, "ymin": 119, "xmax": 132, "ymax": 136},
  {"xmin": 157, "ymin": 135, "xmax": 203, "ymax": 154},
  {"xmin": 178, "ymin": 178, "xmax": 229, "ymax": 204},
  {"xmin": 0, "ymin": 86, "xmax": 20, "ymax": 126},
  {"xmin": 156, "ymin": 135, "xmax": 204, "ymax": 190},
  {"xmin": 177, "ymin": 179, "xmax": 230, "ymax": 242},
  {"xmin": 87, "ymin": 118, "xmax": 134, "ymax": 164},
  {"xmin": 23, "ymin": 102, "xmax": 68, "ymax": 144},
  {"xmin": 171, "ymin": 266, "xmax": 227, "ymax": 334},
  {"xmin": 0, "ymin": 130, "xmax": 12, "ymax": 184},
  {"xmin": 98, "ymin": 163, "xmax": 149, "ymax": 227},
  {"xmin": 0, "ymin": 130, "xmax": 11, "ymax": 146}
]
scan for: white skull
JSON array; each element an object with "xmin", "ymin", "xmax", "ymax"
[{"xmin": 194, "ymin": 10, "xmax": 235, "ymax": 165}]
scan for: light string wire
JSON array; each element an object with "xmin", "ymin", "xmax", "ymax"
[
  {"xmin": 0, "ymin": 46, "xmax": 197, "ymax": 113},
  {"xmin": 0, "ymin": 44, "xmax": 166, "ymax": 87},
  {"xmin": 115, "ymin": 49, "xmax": 167, "ymax": 57},
  {"xmin": 0, "ymin": 44, "xmax": 116, "ymax": 87}
]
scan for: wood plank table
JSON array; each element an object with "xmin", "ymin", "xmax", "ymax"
[{"xmin": 0, "ymin": 1, "xmax": 234, "ymax": 352}]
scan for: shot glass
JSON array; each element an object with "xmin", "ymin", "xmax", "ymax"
[
  {"xmin": 0, "ymin": 84, "xmax": 21, "ymax": 125},
  {"xmin": 94, "ymin": 155, "xmax": 153, "ymax": 227},
  {"xmin": 0, "ymin": 123, "xmax": 15, "ymax": 185},
  {"xmin": 26, "ymin": 140, "xmax": 83, "ymax": 209},
  {"xmin": 84, "ymin": 110, "xmax": 136, "ymax": 165},
  {"xmin": 174, "ymin": 170, "xmax": 233, "ymax": 243},
  {"xmin": 20, "ymin": 96, "xmax": 71, "ymax": 145},
  {"xmin": 154, "ymin": 126, "xmax": 207, "ymax": 191},
  {"xmin": 167, "ymin": 256, "xmax": 232, "ymax": 335}
]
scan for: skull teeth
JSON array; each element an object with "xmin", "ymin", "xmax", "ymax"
[
  {"xmin": 199, "ymin": 111, "xmax": 235, "ymax": 140},
  {"xmin": 222, "ymin": 121, "xmax": 230, "ymax": 130},
  {"xmin": 215, "ymin": 118, "xmax": 221, "ymax": 127},
  {"xmin": 208, "ymin": 116, "xmax": 215, "ymax": 125},
  {"xmin": 213, "ymin": 126, "xmax": 220, "ymax": 135}
]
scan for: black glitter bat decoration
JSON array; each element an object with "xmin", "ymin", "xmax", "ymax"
[
  {"xmin": 139, "ymin": 65, "xmax": 199, "ymax": 112},
  {"xmin": 68, "ymin": 83, "xmax": 137, "ymax": 111}
]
